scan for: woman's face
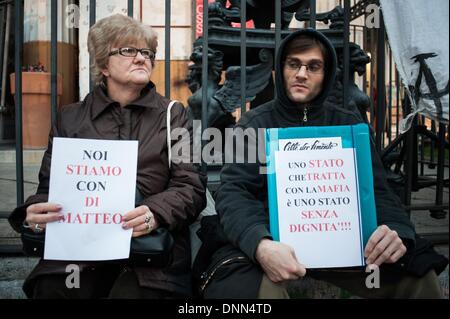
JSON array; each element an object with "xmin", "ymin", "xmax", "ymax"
[{"xmin": 102, "ymin": 40, "xmax": 153, "ymax": 91}]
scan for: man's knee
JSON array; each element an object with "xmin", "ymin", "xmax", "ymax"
[
  {"xmin": 395, "ymin": 270, "xmax": 443, "ymax": 299},
  {"xmin": 257, "ymin": 274, "xmax": 290, "ymax": 299}
]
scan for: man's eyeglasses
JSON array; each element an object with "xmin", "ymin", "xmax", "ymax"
[
  {"xmin": 109, "ymin": 47, "xmax": 155, "ymax": 60},
  {"xmin": 284, "ymin": 59, "xmax": 324, "ymax": 74}
]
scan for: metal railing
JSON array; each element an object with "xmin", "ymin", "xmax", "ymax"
[{"xmin": 1, "ymin": 0, "xmax": 448, "ymax": 251}]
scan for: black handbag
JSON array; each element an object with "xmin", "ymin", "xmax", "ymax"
[
  {"xmin": 129, "ymin": 228, "xmax": 174, "ymax": 267},
  {"xmin": 21, "ymin": 227, "xmax": 45, "ymax": 257},
  {"xmin": 20, "ymin": 225, "xmax": 174, "ymax": 268}
]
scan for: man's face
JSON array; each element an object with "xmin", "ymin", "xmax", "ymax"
[{"xmin": 283, "ymin": 46, "xmax": 325, "ymax": 105}]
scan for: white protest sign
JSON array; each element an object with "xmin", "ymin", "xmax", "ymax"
[
  {"xmin": 275, "ymin": 137, "xmax": 364, "ymax": 268},
  {"xmin": 45, "ymin": 138, "xmax": 138, "ymax": 261}
]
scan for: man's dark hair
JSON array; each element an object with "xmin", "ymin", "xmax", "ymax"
[{"xmin": 282, "ymin": 34, "xmax": 329, "ymax": 72}]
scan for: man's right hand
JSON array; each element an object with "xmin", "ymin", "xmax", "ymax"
[{"xmin": 255, "ymin": 238, "xmax": 306, "ymax": 283}]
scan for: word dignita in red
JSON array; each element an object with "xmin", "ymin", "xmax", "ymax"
[{"xmin": 289, "ymin": 222, "xmax": 352, "ymax": 232}]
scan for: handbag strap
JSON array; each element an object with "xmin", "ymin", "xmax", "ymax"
[{"xmin": 166, "ymin": 100, "xmax": 177, "ymax": 169}]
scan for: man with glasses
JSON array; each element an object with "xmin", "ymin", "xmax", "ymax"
[{"xmin": 198, "ymin": 29, "xmax": 446, "ymax": 299}]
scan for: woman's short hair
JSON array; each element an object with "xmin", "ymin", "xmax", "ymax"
[{"xmin": 87, "ymin": 14, "xmax": 158, "ymax": 85}]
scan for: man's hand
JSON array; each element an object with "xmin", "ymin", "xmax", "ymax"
[
  {"xmin": 255, "ymin": 238, "xmax": 306, "ymax": 283},
  {"xmin": 364, "ymin": 225, "xmax": 407, "ymax": 266}
]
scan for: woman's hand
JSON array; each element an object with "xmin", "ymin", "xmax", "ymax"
[
  {"xmin": 25, "ymin": 202, "xmax": 64, "ymax": 233},
  {"xmin": 122, "ymin": 205, "xmax": 159, "ymax": 237}
]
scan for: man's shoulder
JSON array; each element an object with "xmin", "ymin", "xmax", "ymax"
[
  {"xmin": 325, "ymin": 103, "xmax": 365, "ymax": 125},
  {"xmin": 238, "ymin": 100, "xmax": 276, "ymax": 128}
]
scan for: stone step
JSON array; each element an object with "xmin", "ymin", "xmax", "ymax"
[
  {"xmin": 0, "ymin": 256, "xmax": 39, "ymax": 299},
  {"xmin": 0, "ymin": 257, "xmax": 39, "ymax": 281},
  {"xmin": 0, "ymin": 280, "xmax": 27, "ymax": 299},
  {"xmin": 0, "ymin": 150, "xmax": 45, "ymax": 164}
]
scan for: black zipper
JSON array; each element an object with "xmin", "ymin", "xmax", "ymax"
[
  {"xmin": 302, "ymin": 105, "xmax": 308, "ymax": 123},
  {"xmin": 199, "ymin": 256, "xmax": 247, "ymax": 292}
]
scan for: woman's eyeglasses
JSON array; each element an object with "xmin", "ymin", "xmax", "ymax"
[{"xmin": 109, "ymin": 47, "xmax": 155, "ymax": 60}]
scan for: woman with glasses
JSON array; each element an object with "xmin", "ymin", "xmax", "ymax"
[{"xmin": 9, "ymin": 14, "xmax": 206, "ymax": 299}]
